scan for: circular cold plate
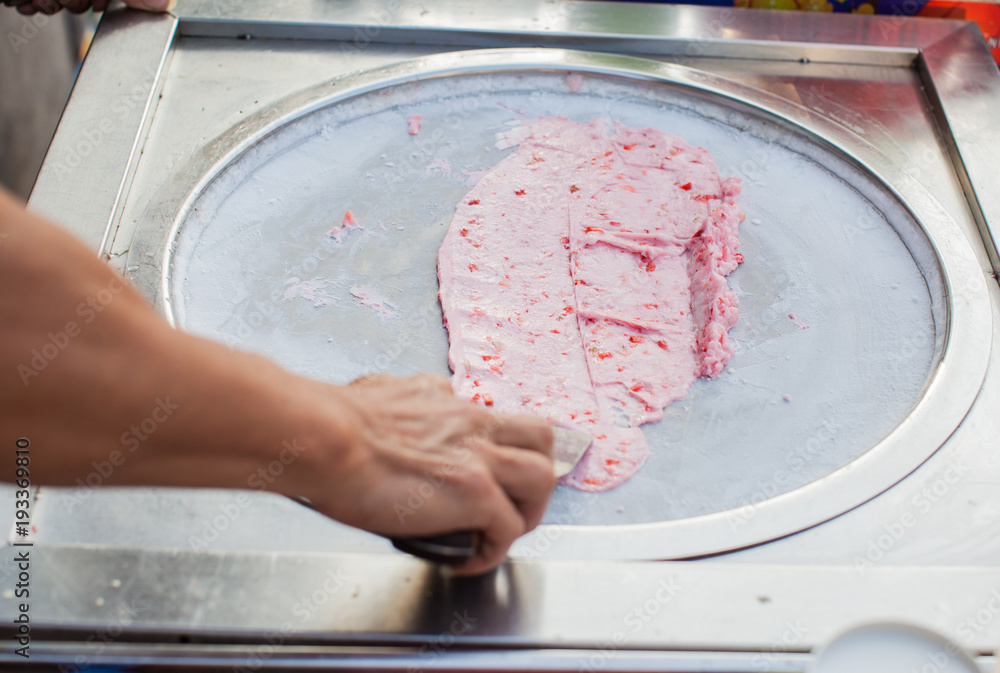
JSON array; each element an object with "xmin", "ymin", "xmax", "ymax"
[{"xmin": 125, "ymin": 49, "xmax": 992, "ymax": 560}]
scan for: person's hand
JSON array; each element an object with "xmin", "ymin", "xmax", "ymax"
[
  {"xmin": 295, "ymin": 374, "xmax": 557, "ymax": 576},
  {"xmin": 4, "ymin": 0, "xmax": 175, "ymax": 15}
]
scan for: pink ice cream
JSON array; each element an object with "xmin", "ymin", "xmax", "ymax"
[
  {"xmin": 437, "ymin": 117, "xmax": 744, "ymax": 491},
  {"xmin": 328, "ymin": 209, "xmax": 361, "ymax": 243}
]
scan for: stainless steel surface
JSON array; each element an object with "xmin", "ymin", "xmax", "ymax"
[
  {"xmin": 552, "ymin": 426, "xmax": 594, "ymax": 478},
  {"xmin": 120, "ymin": 48, "xmax": 991, "ymax": 561},
  {"xmin": 920, "ymin": 23, "xmax": 1000, "ymax": 276},
  {"xmin": 29, "ymin": 8, "xmax": 177, "ymax": 252},
  {"xmin": 8, "ymin": 544, "xmax": 1000, "ymax": 653},
  {"xmin": 174, "ymin": 0, "xmax": 921, "ymax": 65},
  {"xmin": 9, "ymin": 0, "xmax": 1000, "ymax": 668}
]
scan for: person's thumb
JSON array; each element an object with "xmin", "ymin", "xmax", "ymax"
[{"xmin": 122, "ymin": 0, "xmax": 176, "ymax": 11}]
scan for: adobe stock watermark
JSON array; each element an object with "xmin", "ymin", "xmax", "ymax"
[
  {"xmin": 5, "ymin": 1, "xmax": 61, "ymax": 55},
  {"xmin": 47, "ymin": 64, "xmax": 161, "ymax": 182},
  {"xmin": 853, "ymin": 454, "xmax": 970, "ymax": 574},
  {"xmin": 406, "ymin": 610, "xmax": 479, "ymax": 673},
  {"xmin": 393, "ymin": 445, "xmax": 474, "ymax": 525},
  {"xmin": 884, "ymin": 634, "xmax": 974, "ymax": 673},
  {"xmin": 188, "ymin": 438, "xmax": 306, "ymax": 549},
  {"xmin": 17, "ymin": 275, "xmax": 127, "ymax": 386},
  {"xmin": 357, "ymin": 72, "xmax": 507, "ymax": 194},
  {"xmin": 728, "ymin": 418, "xmax": 839, "ymax": 532},
  {"xmin": 724, "ymin": 141, "xmax": 774, "ymax": 191},
  {"xmin": 390, "ymin": 413, "xmax": 506, "ymax": 525},
  {"xmin": 874, "ymin": 0, "xmax": 925, "ymax": 41},
  {"xmin": 232, "ymin": 566, "xmax": 351, "ymax": 673},
  {"xmin": 684, "ymin": 8, "xmax": 736, "ymax": 57},
  {"xmin": 578, "ymin": 576, "xmax": 682, "ymax": 671},
  {"xmin": 516, "ymin": 502, "xmax": 585, "ymax": 559},
  {"xmin": 338, "ymin": 0, "xmax": 403, "ymax": 56},
  {"xmin": 956, "ymin": 587, "xmax": 1000, "ymax": 645},
  {"xmin": 63, "ymin": 397, "xmax": 180, "ymax": 511},
  {"xmin": 750, "ymin": 620, "xmax": 809, "ymax": 672},
  {"xmin": 55, "ymin": 599, "xmax": 150, "ymax": 673}
]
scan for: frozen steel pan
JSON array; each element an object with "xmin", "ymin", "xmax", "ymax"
[{"xmin": 124, "ymin": 49, "xmax": 992, "ymax": 560}]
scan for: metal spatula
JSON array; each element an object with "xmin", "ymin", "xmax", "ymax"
[{"xmin": 390, "ymin": 425, "xmax": 593, "ymax": 565}]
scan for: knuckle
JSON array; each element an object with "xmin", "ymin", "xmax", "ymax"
[
  {"xmin": 497, "ymin": 448, "xmax": 556, "ymax": 493},
  {"xmin": 460, "ymin": 463, "xmax": 495, "ymax": 494},
  {"xmin": 467, "ymin": 405, "xmax": 495, "ymax": 427},
  {"xmin": 417, "ymin": 373, "xmax": 453, "ymax": 393},
  {"xmin": 350, "ymin": 373, "xmax": 393, "ymax": 392},
  {"xmin": 529, "ymin": 453, "xmax": 558, "ymax": 492}
]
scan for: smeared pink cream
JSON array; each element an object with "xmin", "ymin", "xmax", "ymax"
[
  {"xmin": 283, "ymin": 277, "xmax": 335, "ymax": 308},
  {"xmin": 426, "ymin": 157, "xmax": 451, "ymax": 175},
  {"xmin": 328, "ymin": 210, "xmax": 362, "ymax": 243},
  {"xmin": 788, "ymin": 312, "xmax": 811, "ymax": 330},
  {"xmin": 350, "ymin": 284, "xmax": 397, "ymax": 316},
  {"xmin": 438, "ymin": 117, "xmax": 744, "ymax": 491}
]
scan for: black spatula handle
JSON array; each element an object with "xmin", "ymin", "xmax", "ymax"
[
  {"xmin": 289, "ymin": 496, "xmax": 478, "ymax": 565},
  {"xmin": 391, "ymin": 531, "xmax": 478, "ymax": 565}
]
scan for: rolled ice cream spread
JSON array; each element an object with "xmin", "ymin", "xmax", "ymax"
[{"xmin": 438, "ymin": 117, "xmax": 744, "ymax": 491}]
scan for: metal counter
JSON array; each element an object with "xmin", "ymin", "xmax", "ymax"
[{"xmin": 3, "ymin": 0, "xmax": 1000, "ymax": 669}]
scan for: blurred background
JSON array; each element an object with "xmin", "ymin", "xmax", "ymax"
[
  {"xmin": 0, "ymin": 10, "xmax": 96, "ymax": 201},
  {"xmin": 0, "ymin": 0, "xmax": 995, "ymax": 203}
]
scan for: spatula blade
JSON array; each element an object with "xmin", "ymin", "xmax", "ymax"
[{"xmin": 552, "ymin": 426, "xmax": 593, "ymax": 478}]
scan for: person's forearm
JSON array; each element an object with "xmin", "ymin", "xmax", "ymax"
[{"xmin": 0, "ymin": 188, "xmax": 354, "ymax": 496}]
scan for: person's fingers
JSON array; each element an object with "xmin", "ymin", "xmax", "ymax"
[
  {"xmin": 31, "ymin": 0, "xmax": 62, "ymax": 14},
  {"xmin": 350, "ymin": 372, "xmax": 451, "ymax": 396},
  {"xmin": 348, "ymin": 373, "xmax": 386, "ymax": 391},
  {"xmin": 438, "ymin": 437, "xmax": 554, "ymax": 576},
  {"xmin": 477, "ymin": 441, "xmax": 555, "ymax": 532},
  {"xmin": 61, "ymin": 0, "xmax": 92, "ymax": 13},
  {"xmin": 122, "ymin": 0, "xmax": 176, "ymax": 10},
  {"xmin": 489, "ymin": 413, "xmax": 555, "ymax": 456},
  {"xmin": 331, "ymin": 372, "xmax": 558, "ymax": 576},
  {"xmin": 449, "ymin": 472, "xmax": 524, "ymax": 577},
  {"xmin": 381, "ymin": 445, "xmax": 522, "ymax": 576},
  {"xmin": 6, "ymin": 0, "xmax": 176, "ymax": 13},
  {"xmin": 411, "ymin": 372, "xmax": 454, "ymax": 396}
]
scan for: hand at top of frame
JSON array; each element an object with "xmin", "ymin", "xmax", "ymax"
[{"xmin": 3, "ymin": 0, "xmax": 175, "ymax": 15}]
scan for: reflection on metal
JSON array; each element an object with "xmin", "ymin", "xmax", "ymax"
[
  {"xmin": 175, "ymin": 0, "xmax": 920, "ymax": 65},
  {"xmin": 919, "ymin": 24, "xmax": 1000, "ymax": 275},
  {"xmin": 8, "ymin": 544, "xmax": 1000, "ymax": 665}
]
